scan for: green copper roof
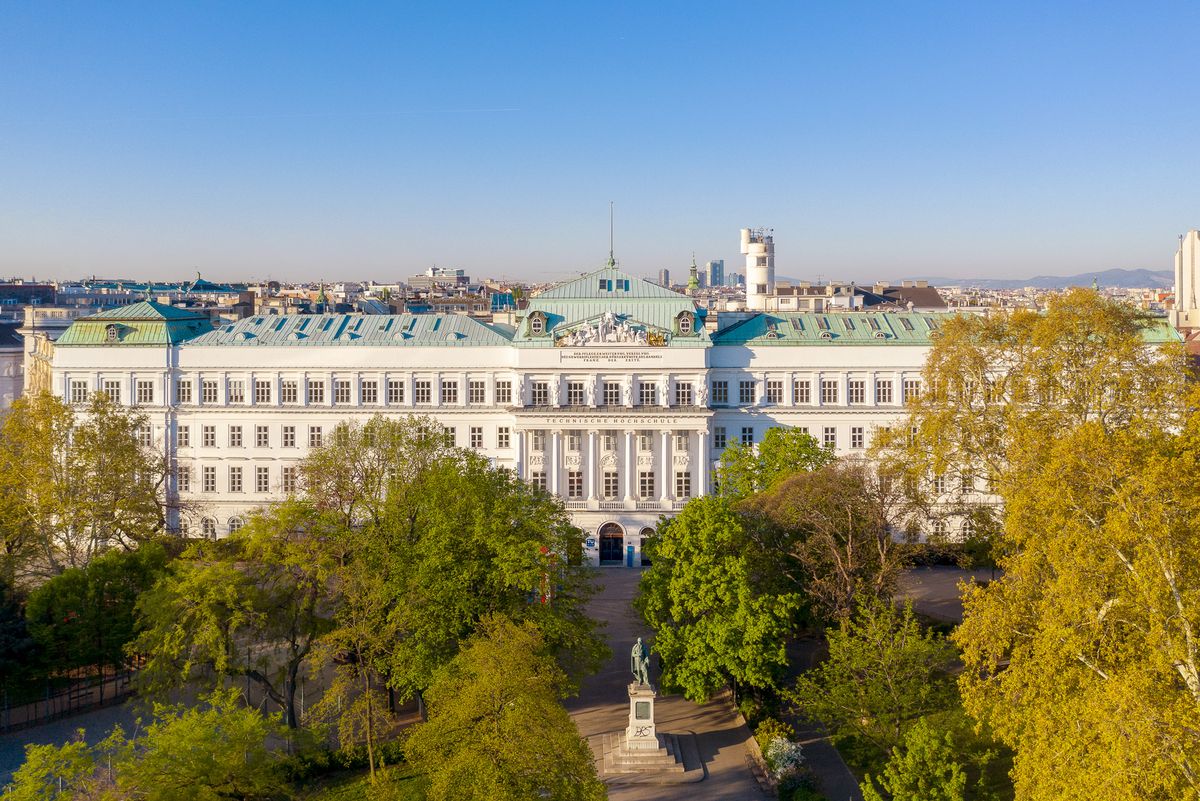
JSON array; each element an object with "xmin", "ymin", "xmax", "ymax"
[
  {"xmin": 57, "ymin": 301, "xmax": 214, "ymax": 345},
  {"xmin": 184, "ymin": 313, "xmax": 514, "ymax": 347},
  {"xmin": 1141, "ymin": 319, "xmax": 1184, "ymax": 343},
  {"xmin": 514, "ymin": 266, "xmax": 707, "ymax": 348},
  {"xmin": 710, "ymin": 312, "xmax": 958, "ymax": 346}
]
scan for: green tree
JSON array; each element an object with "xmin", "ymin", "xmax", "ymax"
[
  {"xmin": 0, "ymin": 393, "xmax": 171, "ymax": 582},
  {"xmin": 404, "ymin": 615, "xmax": 606, "ymax": 801},
  {"xmin": 1, "ymin": 736, "xmax": 101, "ymax": 801},
  {"xmin": 743, "ymin": 460, "xmax": 909, "ymax": 623},
  {"xmin": 132, "ymin": 502, "xmax": 335, "ymax": 729},
  {"xmin": 716, "ymin": 426, "xmax": 835, "ymax": 500},
  {"xmin": 25, "ymin": 543, "xmax": 168, "ymax": 687},
  {"xmin": 636, "ymin": 496, "xmax": 801, "ymax": 701},
  {"xmin": 861, "ymin": 717, "xmax": 968, "ymax": 801},
  {"xmin": 0, "ymin": 578, "xmax": 35, "ymax": 696},
  {"xmin": 790, "ymin": 599, "xmax": 957, "ymax": 752},
  {"xmin": 112, "ymin": 688, "xmax": 285, "ymax": 801}
]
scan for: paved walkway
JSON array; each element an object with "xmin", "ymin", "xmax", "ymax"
[
  {"xmin": 566, "ymin": 567, "xmax": 771, "ymax": 801},
  {"xmin": 895, "ymin": 566, "xmax": 998, "ymax": 623}
]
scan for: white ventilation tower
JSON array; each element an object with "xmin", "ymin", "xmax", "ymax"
[{"xmin": 741, "ymin": 227, "xmax": 775, "ymax": 311}]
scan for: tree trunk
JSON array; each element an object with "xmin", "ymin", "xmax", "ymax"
[{"xmin": 364, "ymin": 670, "xmax": 376, "ymax": 784}]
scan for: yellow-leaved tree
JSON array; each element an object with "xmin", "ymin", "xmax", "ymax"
[{"xmin": 877, "ymin": 289, "xmax": 1200, "ymax": 800}]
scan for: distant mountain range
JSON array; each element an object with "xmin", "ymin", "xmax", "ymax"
[{"xmin": 900, "ymin": 268, "xmax": 1173, "ymax": 290}]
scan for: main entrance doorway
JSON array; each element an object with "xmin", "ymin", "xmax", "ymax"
[{"xmin": 598, "ymin": 523, "xmax": 625, "ymax": 565}]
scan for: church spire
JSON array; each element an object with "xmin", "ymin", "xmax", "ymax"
[
  {"xmin": 607, "ymin": 201, "xmax": 616, "ymax": 269},
  {"xmin": 687, "ymin": 252, "xmax": 699, "ymax": 291}
]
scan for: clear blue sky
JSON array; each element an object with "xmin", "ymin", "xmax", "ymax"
[{"xmin": 1, "ymin": 1, "xmax": 1197, "ymax": 283}]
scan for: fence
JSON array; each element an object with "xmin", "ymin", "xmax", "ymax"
[{"xmin": 1, "ymin": 669, "xmax": 136, "ymax": 734}]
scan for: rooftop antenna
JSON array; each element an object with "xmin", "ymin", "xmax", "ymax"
[{"xmin": 607, "ymin": 201, "xmax": 616, "ymax": 268}]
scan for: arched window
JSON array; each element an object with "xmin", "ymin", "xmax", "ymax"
[
  {"xmin": 228, "ymin": 517, "xmax": 245, "ymax": 534},
  {"xmin": 598, "ymin": 522, "xmax": 624, "ymax": 565},
  {"xmin": 201, "ymin": 517, "xmax": 217, "ymax": 539},
  {"xmin": 930, "ymin": 519, "xmax": 947, "ymax": 539},
  {"xmin": 960, "ymin": 517, "xmax": 975, "ymax": 540},
  {"xmin": 639, "ymin": 526, "xmax": 655, "ymax": 566}
]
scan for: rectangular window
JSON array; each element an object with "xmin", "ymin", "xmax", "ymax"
[
  {"xmin": 531, "ymin": 381, "xmax": 549, "ymax": 406},
  {"xmin": 178, "ymin": 425, "xmax": 190, "ymax": 448},
  {"xmin": 567, "ymin": 432, "xmax": 581, "ymax": 452},
  {"xmin": 103, "ymin": 380, "xmax": 122, "ymax": 404},
  {"xmin": 255, "ymin": 380, "xmax": 271, "ymax": 404},
  {"xmin": 414, "ymin": 380, "xmax": 432, "ymax": 405},
  {"xmin": 848, "ymin": 379, "xmax": 866, "ymax": 405},
  {"xmin": 531, "ymin": 471, "xmax": 547, "ymax": 491},
  {"xmin": 903, "ymin": 379, "xmax": 921, "ymax": 403},
  {"xmin": 674, "ymin": 433, "xmax": 688, "ymax": 452},
  {"xmin": 176, "ymin": 379, "xmax": 191, "ymax": 404},
  {"xmin": 281, "ymin": 380, "xmax": 298, "ymax": 404},
  {"xmin": 495, "ymin": 380, "xmax": 512, "ymax": 404},
  {"xmin": 70, "ymin": 380, "xmax": 88, "ymax": 404},
  {"xmin": 766, "ymin": 380, "xmax": 783, "ymax": 404},
  {"xmin": 639, "ymin": 382, "xmax": 657, "ymax": 406},
  {"xmin": 136, "ymin": 380, "xmax": 154, "ymax": 405},
  {"xmin": 334, "ymin": 380, "xmax": 351, "ymax": 404},
  {"xmin": 228, "ymin": 466, "xmax": 243, "ymax": 493},
  {"xmin": 309, "ymin": 426, "xmax": 323, "ymax": 448},
  {"xmin": 470, "ymin": 426, "xmax": 483, "ymax": 449},
  {"xmin": 603, "ymin": 471, "xmax": 619, "ymax": 499},
  {"xmin": 202, "ymin": 466, "xmax": 216, "ymax": 493},
  {"xmin": 851, "ymin": 426, "xmax": 865, "ymax": 449},
  {"xmin": 282, "ymin": 425, "xmax": 296, "ymax": 448},
  {"xmin": 821, "ymin": 379, "xmax": 839, "ymax": 404},
  {"xmin": 136, "ymin": 424, "xmax": 151, "ymax": 447},
  {"xmin": 638, "ymin": 433, "xmax": 652, "ymax": 452},
  {"xmin": 442, "ymin": 380, "xmax": 458, "ymax": 404},
  {"xmin": 282, "ymin": 466, "xmax": 298, "ymax": 494},
  {"xmin": 442, "ymin": 426, "xmax": 455, "ymax": 448},
  {"xmin": 497, "ymin": 427, "xmax": 511, "ymax": 449},
  {"xmin": 567, "ymin": 471, "xmax": 583, "ymax": 498},
  {"xmin": 793, "ymin": 380, "xmax": 811, "ymax": 404},
  {"xmin": 176, "ymin": 466, "xmax": 190, "ymax": 493},
  {"xmin": 567, "ymin": 382, "xmax": 585, "ymax": 406},
  {"xmin": 532, "ymin": 430, "xmax": 545, "ymax": 451},
  {"xmin": 202, "ymin": 425, "xmax": 216, "ymax": 448},
  {"xmin": 604, "ymin": 382, "xmax": 621, "ymax": 406},
  {"xmin": 876, "ymin": 379, "xmax": 894, "ymax": 404},
  {"xmin": 741, "ymin": 427, "xmax": 754, "ymax": 446},
  {"xmin": 602, "ymin": 432, "xmax": 616, "ymax": 452},
  {"xmin": 639, "ymin": 472, "xmax": 655, "ymax": 499},
  {"xmin": 361, "ymin": 380, "xmax": 378, "ymax": 404},
  {"xmin": 202, "ymin": 380, "xmax": 217, "ymax": 404},
  {"xmin": 713, "ymin": 427, "xmax": 727, "ymax": 449},
  {"xmin": 229, "ymin": 425, "xmax": 243, "ymax": 447},
  {"xmin": 675, "ymin": 472, "xmax": 691, "ymax": 499},
  {"xmin": 712, "ymin": 380, "xmax": 729, "ymax": 405},
  {"xmin": 255, "ymin": 425, "xmax": 269, "ymax": 448},
  {"xmin": 960, "ymin": 470, "xmax": 974, "ymax": 493},
  {"xmin": 932, "ymin": 474, "xmax": 946, "ymax": 494},
  {"xmin": 739, "ymin": 380, "xmax": 756, "ymax": 405},
  {"xmin": 674, "ymin": 382, "xmax": 693, "ymax": 406},
  {"xmin": 387, "ymin": 379, "xmax": 404, "ymax": 404},
  {"xmin": 823, "ymin": 426, "xmax": 837, "ymax": 449},
  {"xmin": 469, "ymin": 380, "xmax": 486, "ymax": 404},
  {"xmin": 256, "ymin": 466, "xmax": 270, "ymax": 493},
  {"xmin": 308, "ymin": 380, "xmax": 325, "ymax": 404},
  {"xmin": 228, "ymin": 380, "xmax": 245, "ymax": 404}
]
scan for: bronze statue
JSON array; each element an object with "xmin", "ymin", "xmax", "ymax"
[{"xmin": 630, "ymin": 637, "xmax": 651, "ymax": 686}]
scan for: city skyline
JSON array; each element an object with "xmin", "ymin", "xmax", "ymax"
[{"xmin": 3, "ymin": 2, "xmax": 1199, "ymax": 282}]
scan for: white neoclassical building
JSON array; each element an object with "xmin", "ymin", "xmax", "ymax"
[{"xmin": 44, "ymin": 265, "xmax": 945, "ymax": 566}]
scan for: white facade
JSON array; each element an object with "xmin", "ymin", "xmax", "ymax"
[
  {"xmin": 45, "ymin": 267, "xmax": 945, "ymax": 566},
  {"xmin": 1172, "ymin": 230, "xmax": 1200, "ymax": 329},
  {"xmin": 741, "ymin": 227, "xmax": 776, "ymax": 311}
]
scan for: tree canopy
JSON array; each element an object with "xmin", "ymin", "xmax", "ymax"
[
  {"xmin": 404, "ymin": 615, "xmax": 606, "ymax": 801},
  {"xmin": 716, "ymin": 426, "xmax": 835, "ymax": 500}
]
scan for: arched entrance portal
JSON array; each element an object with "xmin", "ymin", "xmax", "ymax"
[
  {"xmin": 598, "ymin": 522, "xmax": 625, "ymax": 565},
  {"xmin": 640, "ymin": 527, "xmax": 655, "ymax": 566}
]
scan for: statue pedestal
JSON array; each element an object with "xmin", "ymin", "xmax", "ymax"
[{"xmin": 624, "ymin": 682, "xmax": 658, "ymax": 750}]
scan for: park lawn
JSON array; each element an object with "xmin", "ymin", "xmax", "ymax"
[{"xmin": 297, "ymin": 764, "xmax": 426, "ymax": 801}]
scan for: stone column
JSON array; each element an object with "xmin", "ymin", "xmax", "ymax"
[
  {"xmin": 697, "ymin": 429, "xmax": 709, "ymax": 497},
  {"xmin": 587, "ymin": 430, "xmax": 597, "ymax": 502},
  {"xmin": 659, "ymin": 430, "xmax": 671, "ymax": 503},
  {"xmin": 550, "ymin": 431, "xmax": 561, "ymax": 496},
  {"xmin": 623, "ymin": 430, "xmax": 635, "ymax": 503},
  {"xmin": 514, "ymin": 430, "xmax": 526, "ymax": 480}
]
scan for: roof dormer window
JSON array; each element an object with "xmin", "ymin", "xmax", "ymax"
[
  {"xmin": 678, "ymin": 312, "xmax": 693, "ymax": 335},
  {"xmin": 529, "ymin": 312, "xmax": 546, "ymax": 335},
  {"xmin": 105, "ymin": 324, "xmax": 118, "ymax": 342}
]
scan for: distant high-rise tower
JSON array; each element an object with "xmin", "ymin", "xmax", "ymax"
[
  {"xmin": 706, "ymin": 259, "xmax": 724, "ymax": 289},
  {"xmin": 1173, "ymin": 230, "xmax": 1200, "ymax": 329},
  {"xmin": 740, "ymin": 228, "xmax": 775, "ymax": 311},
  {"xmin": 657, "ymin": 268, "xmax": 670, "ymax": 287}
]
